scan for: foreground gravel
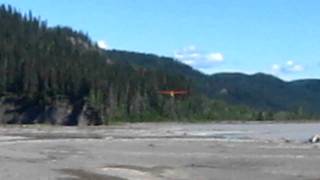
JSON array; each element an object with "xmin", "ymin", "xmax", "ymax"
[{"xmin": 0, "ymin": 123, "xmax": 319, "ymax": 180}]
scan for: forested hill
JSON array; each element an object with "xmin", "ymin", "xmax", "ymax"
[
  {"xmin": 0, "ymin": 5, "xmax": 319, "ymax": 125},
  {"xmin": 104, "ymin": 50, "xmax": 210, "ymax": 93},
  {"xmin": 208, "ymin": 73, "xmax": 320, "ymax": 114},
  {"xmin": 104, "ymin": 49, "xmax": 320, "ymax": 116},
  {"xmin": 0, "ymin": 5, "xmax": 191, "ymax": 125}
]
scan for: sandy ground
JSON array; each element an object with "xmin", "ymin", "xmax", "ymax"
[{"xmin": 0, "ymin": 123, "xmax": 319, "ymax": 180}]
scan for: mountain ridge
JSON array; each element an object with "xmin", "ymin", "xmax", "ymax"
[{"xmin": 104, "ymin": 49, "xmax": 320, "ymax": 114}]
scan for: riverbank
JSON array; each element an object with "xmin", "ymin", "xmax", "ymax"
[{"xmin": 0, "ymin": 122, "xmax": 319, "ymax": 180}]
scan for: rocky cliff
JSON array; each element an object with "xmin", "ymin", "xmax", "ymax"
[{"xmin": 0, "ymin": 96, "xmax": 103, "ymax": 126}]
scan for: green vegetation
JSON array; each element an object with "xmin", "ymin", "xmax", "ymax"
[{"xmin": 0, "ymin": 5, "xmax": 318, "ymax": 125}]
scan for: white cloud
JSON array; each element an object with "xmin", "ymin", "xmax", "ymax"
[
  {"xmin": 286, "ymin": 60, "xmax": 294, "ymax": 66},
  {"xmin": 97, "ymin": 40, "xmax": 109, "ymax": 50},
  {"xmin": 174, "ymin": 45, "xmax": 224, "ymax": 70},
  {"xmin": 290, "ymin": 64, "xmax": 304, "ymax": 72},
  {"xmin": 184, "ymin": 45, "xmax": 196, "ymax": 51},
  {"xmin": 207, "ymin": 53, "xmax": 224, "ymax": 62},
  {"xmin": 271, "ymin": 60, "xmax": 304, "ymax": 74},
  {"xmin": 190, "ymin": 53, "xmax": 201, "ymax": 58},
  {"xmin": 183, "ymin": 60, "xmax": 195, "ymax": 65},
  {"xmin": 271, "ymin": 64, "xmax": 281, "ymax": 74}
]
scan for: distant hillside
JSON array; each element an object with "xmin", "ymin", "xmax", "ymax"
[
  {"xmin": 103, "ymin": 49, "xmax": 320, "ymax": 115},
  {"xmin": 104, "ymin": 50, "xmax": 210, "ymax": 93},
  {"xmin": 208, "ymin": 73, "xmax": 320, "ymax": 114}
]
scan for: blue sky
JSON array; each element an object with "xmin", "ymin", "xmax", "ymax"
[{"xmin": 2, "ymin": 0, "xmax": 320, "ymax": 80}]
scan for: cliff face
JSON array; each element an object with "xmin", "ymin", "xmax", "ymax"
[{"xmin": 0, "ymin": 96, "xmax": 103, "ymax": 125}]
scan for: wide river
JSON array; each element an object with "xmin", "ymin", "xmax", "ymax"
[{"xmin": 174, "ymin": 122, "xmax": 320, "ymax": 142}]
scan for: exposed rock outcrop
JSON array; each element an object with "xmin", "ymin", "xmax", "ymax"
[
  {"xmin": 0, "ymin": 97, "xmax": 17, "ymax": 124},
  {"xmin": 0, "ymin": 96, "xmax": 103, "ymax": 126},
  {"xmin": 78, "ymin": 104, "xmax": 103, "ymax": 126}
]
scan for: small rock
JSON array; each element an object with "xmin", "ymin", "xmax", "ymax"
[
  {"xmin": 309, "ymin": 134, "xmax": 320, "ymax": 143},
  {"xmin": 283, "ymin": 138, "xmax": 291, "ymax": 143},
  {"xmin": 148, "ymin": 143, "xmax": 155, "ymax": 148}
]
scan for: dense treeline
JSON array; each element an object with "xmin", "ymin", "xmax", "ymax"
[{"xmin": 0, "ymin": 5, "xmax": 316, "ymax": 125}]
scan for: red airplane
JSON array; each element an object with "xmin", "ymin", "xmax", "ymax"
[{"xmin": 159, "ymin": 90, "xmax": 188, "ymax": 97}]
